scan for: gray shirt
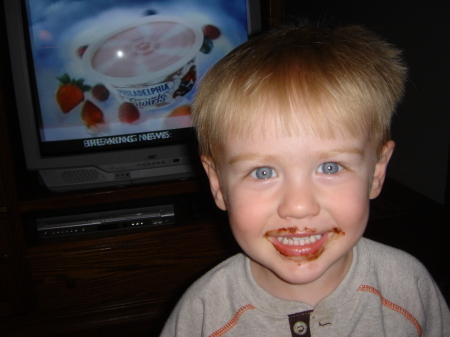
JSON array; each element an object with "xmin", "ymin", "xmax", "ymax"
[{"xmin": 160, "ymin": 238, "xmax": 450, "ymax": 336}]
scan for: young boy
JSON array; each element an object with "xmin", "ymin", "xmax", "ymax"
[{"xmin": 161, "ymin": 24, "xmax": 450, "ymax": 336}]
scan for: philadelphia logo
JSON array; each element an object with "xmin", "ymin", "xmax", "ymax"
[{"xmin": 117, "ymin": 81, "xmax": 174, "ymax": 98}]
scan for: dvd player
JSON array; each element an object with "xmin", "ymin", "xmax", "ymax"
[{"xmin": 37, "ymin": 204, "xmax": 174, "ymax": 238}]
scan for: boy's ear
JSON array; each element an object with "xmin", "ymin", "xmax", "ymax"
[
  {"xmin": 201, "ymin": 155, "xmax": 227, "ymax": 210},
  {"xmin": 369, "ymin": 140, "xmax": 395, "ymax": 199}
]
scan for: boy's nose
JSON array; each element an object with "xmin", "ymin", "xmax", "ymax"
[{"xmin": 277, "ymin": 181, "xmax": 320, "ymax": 220}]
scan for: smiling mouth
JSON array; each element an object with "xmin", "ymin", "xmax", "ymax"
[
  {"xmin": 268, "ymin": 232, "xmax": 327, "ymax": 258},
  {"xmin": 265, "ymin": 227, "xmax": 343, "ymax": 261}
]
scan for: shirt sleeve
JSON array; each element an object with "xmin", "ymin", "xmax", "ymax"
[
  {"xmin": 159, "ymin": 290, "xmax": 206, "ymax": 337},
  {"xmin": 418, "ymin": 273, "xmax": 450, "ymax": 336}
]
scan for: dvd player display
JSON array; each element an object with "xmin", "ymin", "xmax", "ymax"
[{"xmin": 37, "ymin": 204, "xmax": 174, "ymax": 238}]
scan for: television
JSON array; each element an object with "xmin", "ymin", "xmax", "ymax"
[{"xmin": 3, "ymin": 0, "xmax": 261, "ymax": 192}]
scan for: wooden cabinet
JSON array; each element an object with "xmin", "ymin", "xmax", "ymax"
[
  {"xmin": 0, "ymin": 106, "xmax": 239, "ymax": 336},
  {"xmin": 1, "ymin": 191, "xmax": 238, "ymax": 336},
  {"xmin": 0, "ymin": 217, "xmax": 11, "ymax": 317},
  {"xmin": 27, "ymin": 204, "xmax": 236, "ymax": 312}
]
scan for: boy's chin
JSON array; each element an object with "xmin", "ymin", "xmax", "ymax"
[{"xmin": 250, "ymin": 257, "xmax": 339, "ymax": 304}]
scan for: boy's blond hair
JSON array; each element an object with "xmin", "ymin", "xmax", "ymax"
[{"xmin": 192, "ymin": 24, "xmax": 407, "ymax": 163}]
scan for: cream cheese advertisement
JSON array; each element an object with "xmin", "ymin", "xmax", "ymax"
[{"xmin": 26, "ymin": 0, "xmax": 248, "ymax": 144}]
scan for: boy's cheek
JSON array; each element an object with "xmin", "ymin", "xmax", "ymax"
[{"xmin": 226, "ymin": 190, "xmax": 275, "ymax": 230}]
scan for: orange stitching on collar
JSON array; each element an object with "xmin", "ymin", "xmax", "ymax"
[
  {"xmin": 358, "ymin": 285, "xmax": 422, "ymax": 337},
  {"xmin": 209, "ymin": 304, "xmax": 256, "ymax": 337}
]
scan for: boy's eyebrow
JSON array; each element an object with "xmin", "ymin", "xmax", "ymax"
[
  {"xmin": 228, "ymin": 147, "xmax": 365, "ymax": 165},
  {"xmin": 228, "ymin": 153, "xmax": 278, "ymax": 165},
  {"xmin": 316, "ymin": 146, "xmax": 366, "ymax": 159}
]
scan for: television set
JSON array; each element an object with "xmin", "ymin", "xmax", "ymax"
[{"xmin": 3, "ymin": 0, "xmax": 261, "ymax": 192}]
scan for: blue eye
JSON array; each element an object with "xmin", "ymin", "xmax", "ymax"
[
  {"xmin": 318, "ymin": 162, "xmax": 341, "ymax": 174},
  {"xmin": 251, "ymin": 167, "xmax": 277, "ymax": 179}
]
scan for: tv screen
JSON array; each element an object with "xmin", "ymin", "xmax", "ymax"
[{"xmin": 4, "ymin": 0, "xmax": 260, "ymax": 191}]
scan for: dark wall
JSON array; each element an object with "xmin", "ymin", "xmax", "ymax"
[{"xmin": 282, "ymin": 0, "xmax": 450, "ymax": 203}]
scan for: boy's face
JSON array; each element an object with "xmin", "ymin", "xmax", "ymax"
[{"xmin": 202, "ymin": 120, "xmax": 394, "ymax": 301}]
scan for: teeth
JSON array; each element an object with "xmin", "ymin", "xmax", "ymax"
[{"xmin": 277, "ymin": 234, "xmax": 322, "ymax": 246}]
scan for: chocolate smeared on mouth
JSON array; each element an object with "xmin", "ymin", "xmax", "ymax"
[
  {"xmin": 268, "ymin": 227, "xmax": 345, "ymax": 265},
  {"xmin": 331, "ymin": 227, "xmax": 345, "ymax": 237},
  {"xmin": 266, "ymin": 226, "xmax": 317, "ymax": 236}
]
